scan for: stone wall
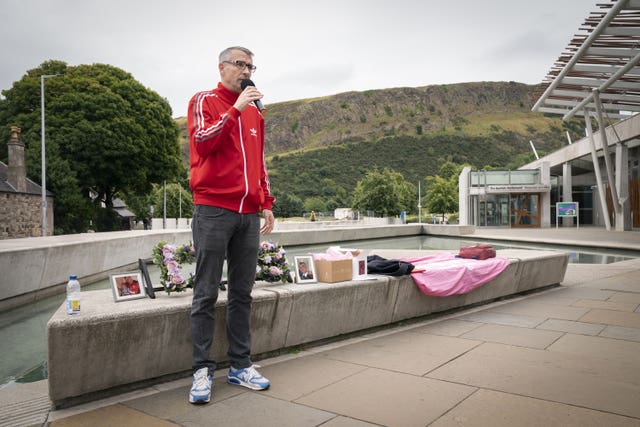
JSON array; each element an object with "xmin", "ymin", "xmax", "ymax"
[{"xmin": 0, "ymin": 192, "xmax": 53, "ymax": 239}]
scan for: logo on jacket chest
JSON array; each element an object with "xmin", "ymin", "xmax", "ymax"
[{"xmin": 250, "ymin": 128, "xmax": 258, "ymax": 137}]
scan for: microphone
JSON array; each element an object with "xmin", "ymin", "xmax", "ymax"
[{"xmin": 240, "ymin": 79, "xmax": 266, "ymax": 112}]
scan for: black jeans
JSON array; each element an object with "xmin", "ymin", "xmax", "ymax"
[{"xmin": 190, "ymin": 205, "xmax": 260, "ymax": 372}]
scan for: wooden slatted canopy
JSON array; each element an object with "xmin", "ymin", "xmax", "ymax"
[{"xmin": 532, "ymin": 0, "xmax": 640, "ymax": 120}]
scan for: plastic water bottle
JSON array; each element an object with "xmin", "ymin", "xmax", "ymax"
[{"xmin": 66, "ymin": 275, "xmax": 81, "ymax": 315}]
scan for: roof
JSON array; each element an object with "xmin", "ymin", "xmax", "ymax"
[
  {"xmin": 0, "ymin": 161, "xmax": 53, "ymax": 196},
  {"xmin": 113, "ymin": 198, "xmax": 136, "ymax": 218},
  {"xmin": 532, "ymin": 0, "xmax": 640, "ymax": 120}
]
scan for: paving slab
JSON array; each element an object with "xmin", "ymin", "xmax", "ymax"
[
  {"xmin": 316, "ymin": 330, "xmax": 481, "ymax": 376},
  {"xmin": 456, "ymin": 310, "xmax": 545, "ymax": 328},
  {"xmin": 258, "ymin": 355, "xmax": 368, "ymax": 402},
  {"xmin": 48, "ymin": 403, "xmax": 177, "ymax": 426},
  {"xmin": 579, "ymin": 308, "xmax": 640, "ymax": 329},
  {"xmin": 320, "ymin": 416, "xmax": 380, "ymax": 426},
  {"xmin": 572, "ymin": 298, "xmax": 639, "ymax": 312},
  {"xmin": 174, "ymin": 392, "xmax": 335, "ymax": 427},
  {"xmin": 547, "ymin": 333, "xmax": 640, "ymax": 367},
  {"xmin": 409, "ymin": 318, "xmax": 483, "ymax": 337},
  {"xmin": 536, "ymin": 318, "xmax": 606, "ymax": 336},
  {"xmin": 429, "ymin": 341, "xmax": 640, "ymax": 419},
  {"xmin": 484, "ymin": 299, "xmax": 591, "ymax": 321},
  {"xmin": 459, "ymin": 323, "xmax": 563, "ymax": 349},
  {"xmin": 430, "ymin": 389, "xmax": 640, "ymax": 427},
  {"xmin": 609, "ymin": 291, "xmax": 640, "ymax": 304},
  {"xmin": 295, "ymin": 367, "xmax": 475, "ymax": 427},
  {"xmin": 551, "ymin": 286, "xmax": 616, "ymax": 301},
  {"xmin": 123, "ymin": 374, "xmax": 245, "ymax": 421},
  {"xmin": 600, "ymin": 325, "xmax": 640, "ymax": 342},
  {"xmin": 578, "ymin": 272, "xmax": 640, "ymax": 293},
  {"xmin": 523, "ymin": 291, "xmax": 580, "ymax": 306},
  {"xmin": 561, "ymin": 264, "xmax": 621, "ymax": 286}
]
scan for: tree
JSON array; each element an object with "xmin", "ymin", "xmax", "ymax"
[
  {"xmin": 271, "ymin": 191, "xmax": 303, "ymax": 218},
  {"xmin": 505, "ymin": 152, "xmax": 543, "ymax": 170},
  {"xmin": 152, "ymin": 183, "xmax": 193, "ymax": 219},
  {"xmin": 303, "ymin": 196, "xmax": 327, "ymax": 213},
  {"xmin": 423, "ymin": 161, "xmax": 471, "ymax": 222},
  {"xmin": 0, "ymin": 60, "xmax": 182, "ymax": 233},
  {"xmin": 352, "ymin": 168, "xmax": 416, "ymax": 216}
]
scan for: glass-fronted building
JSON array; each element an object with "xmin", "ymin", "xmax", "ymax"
[{"xmin": 459, "ymin": 165, "xmax": 552, "ymax": 228}]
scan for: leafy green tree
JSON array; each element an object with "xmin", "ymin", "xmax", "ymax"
[
  {"xmin": 0, "ymin": 60, "xmax": 182, "ymax": 233},
  {"xmin": 437, "ymin": 160, "xmax": 461, "ymax": 180},
  {"xmin": 152, "ymin": 183, "xmax": 193, "ymax": 219},
  {"xmin": 352, "ymin": 168, "xmax": 416, "ymax": 216},
  {"xmin": 504, "ymin": 152, "xmax": 544, "ymax": 170},
  {"xmin": 122, "ymin": 189, "xmax": 155, "ymax": 221},
  {"xmin": 423, "ymin": 161, "xmax": 471, "ymax": 221},
  {"xmin": 271, "ymin": 192, "xmax": 303, "ymax": 218},
  {"xmin": 303, "ymin": 196, "xmax": 327, "ymax": 213},
  {"xmin": 425, "ymin": 175, "xmax": 458, "ymax": 221}
]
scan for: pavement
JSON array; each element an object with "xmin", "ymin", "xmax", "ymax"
[{"xmin": 1, "ymin": 226, "xmax": 639, "ymax": 427}]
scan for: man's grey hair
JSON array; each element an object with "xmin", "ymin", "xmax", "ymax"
[{"xmin": 219, "ymin": 46, "xmax": 254, "ymax": 63}]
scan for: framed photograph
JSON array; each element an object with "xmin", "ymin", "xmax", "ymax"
[
  {"xmin": 294, "ymin": 256, "xmax": 317, "ymax": 284},
  {"xmin": 110, "ymin": 272, "xmax": 147, "ymax": 302},
  {"xmin": 138, "ymin": 258, "xmax": 156, "ymax": 299}
]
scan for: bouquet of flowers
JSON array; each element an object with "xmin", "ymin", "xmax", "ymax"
[
  {"xmin": 255, "ymin": 241, "xmax": 293, "ymax": 283},
  {"xmin": 152, "ymin": 241, "xmax": 196, "ymax": 294}
]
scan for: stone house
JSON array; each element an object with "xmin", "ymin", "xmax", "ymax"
[{"xmin": 0, "ymin": 127, "xmax": 54, "ymax": 239}]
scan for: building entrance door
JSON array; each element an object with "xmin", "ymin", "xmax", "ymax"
[{"xmin": 510, "ymin": 194, "xmax": 540, "ymax": 227}]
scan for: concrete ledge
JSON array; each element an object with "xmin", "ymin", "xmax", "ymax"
[
  {"xmin": 0, "ymin": 230, "xmax": 196, "ymax": 307},
  {"xmin": 47, "ymin": 249, "xmax": 567, "ymax": 408},
  {"xmin": 0, "ymin": 225, "xmax": 425, "ymax": 310},
  {"xmin": 421, "ymin": 224, "xmax": 476, "ymax": 236}
]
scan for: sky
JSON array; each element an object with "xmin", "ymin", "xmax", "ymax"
[{"xmin": 0, "ymin": 0, "xmax": 599, "ymax": 118}]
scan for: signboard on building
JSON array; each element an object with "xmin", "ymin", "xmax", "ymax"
[
  {"xmin": 486, "ymin": 184, "xmax": 551, "ymax": 194},
  {"xmin": 556, "ymin": 202, "xmax": 579, "ymax": 228}
]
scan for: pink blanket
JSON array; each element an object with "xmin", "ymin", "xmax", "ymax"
[{"xmin": 401, "ymin": 253, "xmax": 510, "ymax": 297}]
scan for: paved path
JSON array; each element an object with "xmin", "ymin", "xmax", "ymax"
[{"xmin": 2, "ymin": 227, "xmax": 639, "ymax": 427}]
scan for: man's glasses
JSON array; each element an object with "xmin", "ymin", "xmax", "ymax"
[{"xmin": 223, "ymin": 60, "xmax": 257, "ymax": 72}]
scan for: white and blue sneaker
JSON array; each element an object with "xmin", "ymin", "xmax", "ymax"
[
  {"xmin": 189, "ymin": 367, "xmax": 212, "ymax": 404},
  {"xmin": 227, "ymin": 365, "xmax": 270, "ymax": 390}
]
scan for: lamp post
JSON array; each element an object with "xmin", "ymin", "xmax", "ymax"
[
  {"xmin": 417, "ymin": 181, "xmax": 422, "ymax": 223},
  {"xmin": 40, "ymin": 73, "xmax": 62, "ymax": 236}
]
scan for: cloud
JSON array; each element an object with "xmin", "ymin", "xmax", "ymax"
[{"xmin": 0, "ymin": 0, "xmax": 603, "ymax": 116}]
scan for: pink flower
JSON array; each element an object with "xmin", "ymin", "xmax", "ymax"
[
  {"xmin": 171, "ymin": 271, "xmax": 184, "ymax": 284},
  {"xmin": 269, "ymin": 266, "xmax": 283, "ymax": 276},
  {"xmin": 166, "ymin": 260, "xmax": 179, "ymax": 273},
  {"xmin": 162, "ymin": 244, "xmax": 175, "ymax": 260}
]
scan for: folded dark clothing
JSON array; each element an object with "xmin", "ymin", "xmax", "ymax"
[{"xmin": 367, "ymin": 255, "xmax": 415, "ymax": 276}]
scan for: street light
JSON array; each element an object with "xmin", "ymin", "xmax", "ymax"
[
  {"xmin": 41, "ymin": 73, "xmax": 62, "ymax": 236},
  {"xmin": 417, "ymin": 181, "xmax": 422, "ymax": 223}
]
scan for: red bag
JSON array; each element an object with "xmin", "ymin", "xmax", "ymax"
[{"xmin": 458, "ymin": 243, "xmax": 496, "ymax": 260}]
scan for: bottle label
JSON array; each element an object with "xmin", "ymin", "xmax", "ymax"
[{"xmin": 67, "ymin": 299, "xmax": 80, "ymax": 313}]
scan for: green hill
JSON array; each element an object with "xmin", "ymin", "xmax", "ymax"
[{"xmin": 176, "ymin": 81, "xmax": 578, "ymax": 212}]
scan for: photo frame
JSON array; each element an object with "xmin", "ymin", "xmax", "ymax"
[
  {"xmin": 110, "ymin": 272, "xmax": 147, "ymax": 302},
  {"xmin": 138, "ymin": 258, "xmax": 156, "ymax": 299},
  {"xmin": 294, "ymin": 256, "xmax": 317, "ymax": 284}
]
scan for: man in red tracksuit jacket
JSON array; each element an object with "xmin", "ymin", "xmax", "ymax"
[{"xmin": 187, "ymin": 46, "xmax": 274, "ymax": 404}]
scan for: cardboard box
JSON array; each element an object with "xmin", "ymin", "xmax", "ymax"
[
  {"xmin": 330, "ymin": 247, "xmax": 369, "ymax": 280},
  {"xmin": 314, "ymin": 258, "xmax": 352, "ymax": 283}
]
